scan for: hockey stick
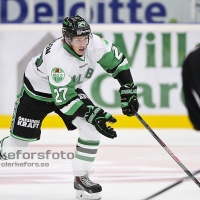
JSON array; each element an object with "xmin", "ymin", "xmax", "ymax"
[
  {"xmin": 141, "ymin": 170, "xmax": 200, "ymax": 200},
  {"xmin": 134, "ymin": 112, "xmax": 200, "ymax": 188}
]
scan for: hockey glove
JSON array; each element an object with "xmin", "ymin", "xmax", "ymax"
[
  {"xmin": 85, "ymin": 106, "xmax": 117, "ymax": 139},
  {"xmin": 119, "ymin": 83, "xmax": 139, "ymax": 116}
]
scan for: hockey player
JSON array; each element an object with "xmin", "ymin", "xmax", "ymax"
[
  {"xmin": 0, "ymin": 15, "xmax": 139, "ymax": 199},
  {"xmin": 182, "ymin": 46, "xmax": 200, "ymax": 130}
]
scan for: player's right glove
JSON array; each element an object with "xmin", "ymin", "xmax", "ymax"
[
  {"xmin": 84, "ymin": 106, "xmax": 117, "ymax": 139},
  {"xmin": 119, "ymin": 83, "xmax": 139, "ymax": 116}
]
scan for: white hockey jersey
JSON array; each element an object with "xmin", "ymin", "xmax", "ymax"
[{"xmin": 23, "ymin": 34, "xmax": 130, "ymax": 116}]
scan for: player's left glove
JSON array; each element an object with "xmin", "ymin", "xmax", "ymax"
[
  {"xmin": 119, "ymin": 83, "xmax": 139, "ymax": 116},
  {"xmin": 84, "ymin": 106, "xmax": 117, "ymax": 139}
]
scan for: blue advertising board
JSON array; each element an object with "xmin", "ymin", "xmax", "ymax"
[{"xmin": 0, "ymin": 0, "xmax": 191, "ymax": 23}]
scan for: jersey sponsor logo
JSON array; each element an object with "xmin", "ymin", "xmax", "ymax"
[
  {"xmin": 17, "ymin": 116, "xmax": 40, "ymax": 129},
  {"xmin": 79, "ymin": 63, "xmax": 88, "ymax": 68},
  {"xmin": 51, "ymin": 67, "xmax": 65, "ymax": 83},
  {"xmin": 73, "ymin": 74, "xmax": 83, "ymax": 85},
  {"xmin": 72, "ymin": 68, "xmax": 94, "ymax": 85},
  {"xmin": 78, "ymin": 93, "xmax": 89, "ymax": 100}
]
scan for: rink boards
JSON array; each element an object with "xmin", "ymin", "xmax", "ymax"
[{"xmin": 0, "ymin": 114, "xmax": 193, "ymax": 128}]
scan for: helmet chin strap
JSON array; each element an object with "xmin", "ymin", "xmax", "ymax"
[{"xmin": 65, "ymin": 36, "xmax": 73, "ymax": 48}]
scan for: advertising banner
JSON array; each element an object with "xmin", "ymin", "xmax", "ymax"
[
  {"xmin": 1, "ymin": 24, "xmax": 200, "ymax": 128},
  {"xmin": 0, "ymin": 0, "xmax": 197, "ymax": 24}
]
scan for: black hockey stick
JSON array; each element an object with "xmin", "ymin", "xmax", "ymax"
[
  {"xmin": 134, "ymin": 112, "xmax": 200, "ymax": 188},
  {"xmin": 142, "ymin": 170, "xmax": 200, "ymax": 200}
]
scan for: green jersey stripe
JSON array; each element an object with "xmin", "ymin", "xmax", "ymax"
[
  {"xmin": 112, "ymin": 59, "xmax": 130, "ymax": 78},
  {"xmin": 62, "ymin": 100, "xmax": 84, "ymax": 115},
  {"xmin": 23, "ymin": 84, "xmax": 53, "ymax": 102},
  {"xmin": 10, "ymin": 133, "xmax": 38, "ymax": 142}
]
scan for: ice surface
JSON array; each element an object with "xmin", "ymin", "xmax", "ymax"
[{"xmin": 0, "ymin": 128, "xmax": 200, "ymax": 200}]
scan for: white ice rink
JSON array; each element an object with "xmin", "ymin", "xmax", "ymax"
[{"xmin": 0, "ymin": 128, "xmax": 200, "ymax": 200}]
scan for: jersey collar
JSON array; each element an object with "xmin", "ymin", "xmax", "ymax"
[{"xmin": 63, "ymin": 43, "xmax": 85, "ymax": 61}]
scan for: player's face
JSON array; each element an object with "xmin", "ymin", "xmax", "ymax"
[{"xmin": 71, "ymin": 35, "xmax": 89, "ymax": 55}]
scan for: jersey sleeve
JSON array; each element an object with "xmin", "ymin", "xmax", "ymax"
[{"xmin": 97, "ymin": 38, "xmax": 130, "ymax": 77}]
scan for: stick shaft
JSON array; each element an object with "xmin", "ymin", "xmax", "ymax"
[
  {"xmin": 142, "ymin": 170, "xmax": 200, "ymax": 200},
  {"xmin": 135, "ymin": 112, "xmax": 200, "ymax": 188}
]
